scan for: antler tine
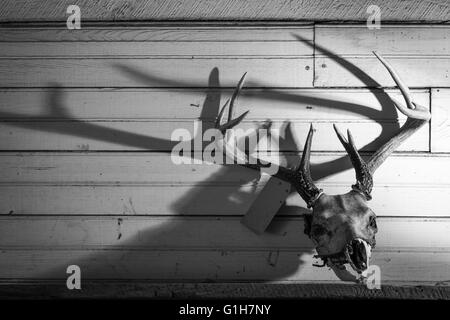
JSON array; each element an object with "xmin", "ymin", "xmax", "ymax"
[
  {"xmin": 333, "ymin": 124, "xmax": 373, "ymax": 200},
  {"xmin": 373, "ymin": 51, "xmax": 414, "ymax": 110},
  {"xmin": 299, "ymin": 124, "xmax": 314, "ymax": 175},
  {"xmin": 295, "ymin": 124, "xmax": 323, "ymax": 208},
  {"xmin": 215, "ymin": 98, "xmax": 229, "ymax": 131},
  {"xmin": 373, "ymin": 51, "xmax": 431, "ymax": 121},
  {"xmin": 228, "ymin": 72, "xmax": 247, "ymax": 122},
  {"xmin": 215, "ymin": 98, "xmax": 249, "ymax": 133}
]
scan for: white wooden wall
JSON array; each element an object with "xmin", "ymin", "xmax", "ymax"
[{"xmin": 0, "ymin": 24, "xmax": 449, "ymax": 285}]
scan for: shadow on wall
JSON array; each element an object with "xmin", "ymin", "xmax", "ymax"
[{"xmin": 1, "ymin": 36, "xmax": 401, "ymax": 283}]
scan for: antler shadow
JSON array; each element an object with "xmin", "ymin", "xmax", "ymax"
[{"xmin": 0, "ymin": 37, "xmax": 405, "ymax": 283}]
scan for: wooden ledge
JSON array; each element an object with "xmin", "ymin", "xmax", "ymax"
[
  {"xmin": 1, "ymin": 281, "xmax": 449, "ymax": 299},
  {"xmin": 0, "ymin": 0, "xmax": 449, "ymax": 23}
]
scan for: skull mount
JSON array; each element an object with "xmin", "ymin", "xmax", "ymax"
[{"xmin": 305, "ymin": 192, "xmax": 377, "ymax": 272}]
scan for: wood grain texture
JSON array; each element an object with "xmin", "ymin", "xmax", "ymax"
[
  {"xmin": 0, "ymin": 216, "xmax": 448, "ymax": 283},
  {"xmin": 315, "ymin": 26, "xmax": 450, "ymax": 55},
  {"xmin": 0, "ymin": 216, "xmax": 448, "ymax": 250},
  {"xmin": 1, "ymin": 281, "xmax": 449, "ymax": 299},
  {"xmin": 315, "ymin": 25, "xmax": 450, "ymax": 87},
  {"xmin": 0, "ymin": 88, "xmax": 429, "ymax": 119},
  {"xmin": 0, "ymin": 42, "xmax": 308, "ymax": 57},
  {"xmin": 0, "ymin": 0, "xmax": 449, "ymax": 22},
  {"xmin": 0, "ymin": 26, "xmax": 312, "ymax": 88},
  {"xmin": 0, "ymin": 26, "xmax": 312, "ymax": 42},
  {"xmin": 0, "ymin": 120, "xmax": 428, "ymax": 151},
  {"xmin": 0, "ymin": 27, "xmax": 312, "ymax": 57},
  {"xmin": 0, "ymin": 249, "xmax": 448, "ymax": 282},
  {"xmin": 432, "ymin": 89, "xmax": 450, "ymax": 152},
  {"xmin": 2, "ymin": 184, "xmax": 449, "ymax": 216},
  {"xmin": 0, "ymin": 58, "xmax": 312, "ymax": 88},
  {"xmin": 316, "ymin": 57, "xmax": 450, "ymax": 88},
  {"xmin": 0, "ymin": 89, "xmax": 430, "ymax": 151},
  {"xmin": 0, "ymin": 153, "xmax": 448, "ymax": 216},
  {"xmin": 1, "ymin": 153, "xmax": 447, "ymax": 186}
]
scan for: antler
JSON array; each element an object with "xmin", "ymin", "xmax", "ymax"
[
  {"xmin": 334, "ymin": 51, "xmax": 431, "ymax": 200},
  {"xmin": 215, "ymin": 74, "xmax": 323, "ymax": 208},
  {"xmin": 214, "ymin": 73, "xmax": 262, "ymax": 170}
]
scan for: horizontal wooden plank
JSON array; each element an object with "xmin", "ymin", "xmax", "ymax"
[
  {"xmin": 316, "ymin": 26, "xmax": 450, "ymax": 56},
  {"xmin": 0, "ymin": 58, "xmax": 313, "ymax": 88},
  {"xmin": 315, "ymin": 56, "xmax": 450, "ymax": 88},
  {"xmin": 2, "ymin": 281, "xmax": 449, "ymax": 299},
  {"xmin": 0, "ymin": 249, "xmax": 448, "ymax": 283},
  {"xmin": 0, "ymin": 27, "xmax": 312, "ymax": 58},
  {"xmin": 0, "ymin": 26, "xmax": 313, "ymax": 42},
  {"xmin": 1, "ymin": 184, "xmax": 448, "ymax": 216},
  {"xmin": 431, "ymin": 89, "xmax": 450, "ymax": 152},
  {"xmin": 314, "ymin": 26, "xmax": 450, "ymax": 87},
  {"xmin": 1, "ymin": 0, "xmax": 448, "ymax": 22},
  {"xmin": 0, "ymin": 216, "xmax": 448, "ymax": 251},
  {"xmin": 0, "ymin": 88, "xmax": 429, "ymax": 120},
  {"xmin": 0, "ymin": 42, "xmax": 309, "ymax": 58},
  {"xmin": 0, "ymin": 153, "xmax": 447, "ymax": 186},
  {"xmin": 0, "ymin": 120, "xmax": 428, "ymax": 152}
]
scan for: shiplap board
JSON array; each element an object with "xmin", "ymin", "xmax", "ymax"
[
  {"xmin": 0, "ymin": 153, "xmax": 447, "ymax": 187},
  {"xmin": 1, "ymin": 0, "xmax": 448, "ymax": 22},
  {"xmin": 0, "ymin": 249, "xmax": 448, "ymax": 283},
  {"xmin": 431, "ymin": 89, "xmax": 450, "ymax": 152},
  {"xmin": 1, "ymin": 185, "xmax": 449, "ymax": 216},
  {"xmin": 316, "ymin": 26, "xmax": 450, "ymax": 56},
  {"xmin": 0, "ymin": 27, "xmax": 312, "ymax": 57},
  {"xmin": 0, "ymin": 58, "xmax": 312, "ymax": 88},
  {"xmin": 0, "ymin": 42, "xmax": 309, "ymax": 57},
  {"xmin": 315, "ymin": 57, "xmax": 450, "ymax": 88},
  {"xmin": 0, "ymin": 27, "xmax": 312, "ymax": 42},
  {"xmin": 0, "ymin": 153, "xmax": 448, "ymax": 216},
  {"xmin": 0, "ymin": 216, "xmax": 448, "ymax": 250},
  {"xmin": 0, "ymin": 119, "xmax": 428, "ymax": 152},
  {"xmin": 315, "ymin": 26, "xmax": 450, "ymax": 87},
  {"xmin": 0, "ymin": 88, "xmax": 429, "ymax": 120}
]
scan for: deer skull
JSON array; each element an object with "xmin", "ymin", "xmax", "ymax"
[{"xmin": 215, "ymin": 52, "xmax": 431, "ymax": 274}]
